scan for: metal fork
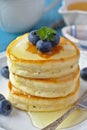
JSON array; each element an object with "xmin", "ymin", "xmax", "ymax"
[{"xmin": 41, "ymin": 90, "xmax": 87, "ymax": 130}]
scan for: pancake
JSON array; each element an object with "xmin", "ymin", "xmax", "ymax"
[
  {"xmin": 7, "ymin": 30, "xmax": 80, "ymax": 112},
  {"xmin": 9, "ymin": 67, "xmax": 80, "ymax": 98},
  {"xmin": 7, "ymin": 33, "xmax": 80, "ymax": 79},
  {"xmin": 8, "ymin": 79, "xmax": 80, "ymax": 112}
]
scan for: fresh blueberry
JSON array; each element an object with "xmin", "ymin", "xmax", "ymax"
[
  {"xmin": 36, "ymin": 40, "xmax": 52, "ymax": 53},
  {"xmin": 0, "ymin": 99, "xmax": 12, "ymax": 116},
  {"xmin": 0, "ymin": 94, "xmax": 5, "ymax": 101},
  {"xmin": 28, "ymin": 30, "xmax": 40, "ymax": 45},
  {"xmin": 0, "ymin": 66, "xmax": 9, "ymax": 79},
  {"xmin": 51, "ymin": 34, "xmax": 60, "ymax": 47},
  {"xmin": 80, "ymin": 67, "xmax": 87, "ymax": 81}
]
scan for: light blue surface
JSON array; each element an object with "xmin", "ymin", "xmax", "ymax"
[{"xmin": 0, "ymin": 0, "xmax": 64, "ymax": 53}]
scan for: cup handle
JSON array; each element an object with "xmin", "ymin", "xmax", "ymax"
[{"xmin": 44, "ymin": 0, "xmax": 59, "ymax": 12}]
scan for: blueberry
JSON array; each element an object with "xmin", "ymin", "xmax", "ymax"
[
  {"xmin": 0, "ymin": 99, "xmax": 12, "ymax": 116},
  {"xmin": 0, "ymin": 94, "xmax": 5, "ymax": 101},
  {"xmin": 28, "ymin": 30, "xmax": 40, "ymax": 45},
  {"xmin": 80, "ymin": 67, "xmax": 87, "ymax": 81},
  {"xmin": 0, "ymin": 66, "xmax": 9, "ymax": 79},
  {"xmin": 51, "ymin": 34, "xmax": 60, "ymax": 47},
  {"xmin": 36, "ymin": 40, "xmax": 52, "ymax": 53}
]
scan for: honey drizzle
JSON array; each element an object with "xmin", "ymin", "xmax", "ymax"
[
  {"xmin": 68, "ymin": 2, "xmax": 87, "ymax": 11},
  {"xmin": 26, "ymin": 42, "xmax": 63, "ymax": 58}
]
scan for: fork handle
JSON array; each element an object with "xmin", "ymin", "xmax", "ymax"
[{"xmin": 42, "ymin": 105, "xmax": 78, "ymax": 130}]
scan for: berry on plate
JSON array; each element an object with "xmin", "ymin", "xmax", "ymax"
[
  {"xmin": 0, "ymin": 66, "xmax": 9, "ymax": 79},
  {"xmin": 0, "ymin": 99, "xmax": 12, "ymax": 116},
  {"xmin": 80, "ymin": 67, "xmax": 87, "ymax": 81}
]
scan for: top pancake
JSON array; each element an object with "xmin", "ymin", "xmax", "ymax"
[{"xmin": 7, "ymin": 33, "xmax": 80, "ymax": 78}]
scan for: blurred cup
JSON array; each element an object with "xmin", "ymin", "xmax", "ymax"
[
  {"xmin": 0, "ymin": 0, "xmax": 59, "ymax": 33},
  {"xmin": 62, "ymin": 25, "xmax": 87, "ymax": 56}
]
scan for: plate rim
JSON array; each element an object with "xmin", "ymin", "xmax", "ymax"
[{"xmin": 0, "ymin": 51, "xmax": 6, "ymax": 59}]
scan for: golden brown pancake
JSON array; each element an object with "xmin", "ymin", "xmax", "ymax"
[
  {"xmin": 7, "ymin": 33, "xmax": 80, "ymax": 79},
  {"xmin": 8, "ymin": 80, "xmax": 80, "ymax": 111},
  {"xmin": 6, "ymin": 33, "xmax": 80, "ymax": 112},
  {"xmin": 9, "ymin": 67, "xmax": 80, "ymax": 98}
]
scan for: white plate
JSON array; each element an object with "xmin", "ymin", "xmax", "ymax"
[{"xmin": 0, "ymin": 52, "xmax": 87, "ymax": 130}]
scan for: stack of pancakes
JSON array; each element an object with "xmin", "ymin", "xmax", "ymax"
[{"xmin": 6, "ymin": 33, "xmax": 80, "ymax": 111}]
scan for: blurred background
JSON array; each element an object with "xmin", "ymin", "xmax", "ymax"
[
  {"xmin": 0, "ymin": 0, "xmax": 87, "ymax": 53},
  {"xmin": 0, "ymin": 0, "xmax": 63, "ymax": 52}
]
